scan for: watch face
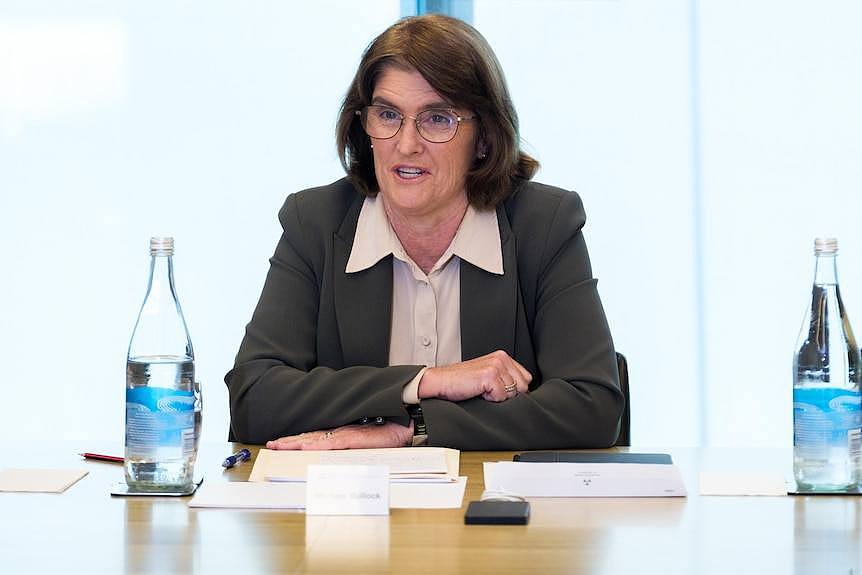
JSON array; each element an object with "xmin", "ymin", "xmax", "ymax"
[{"xmin": 411, "ymin": 434, "xmax": 428, "ymax": 447}]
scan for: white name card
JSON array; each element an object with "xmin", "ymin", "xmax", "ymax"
[{"xmin": 305, "ymin": 464, "xmax": 390, "ymax": 516}]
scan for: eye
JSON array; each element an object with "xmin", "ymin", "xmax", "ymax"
[
  {"xmin": 426, "ymin": 110, "xmax": 455, "ymax": 127},
  {"xmin": 375, "ymin": 107, "xmax": 401, "ymax": 123}
]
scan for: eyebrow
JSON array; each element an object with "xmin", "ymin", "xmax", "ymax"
[{"xmin": 370, "ymin": 96, "xmax": 455, "ymax": 111}]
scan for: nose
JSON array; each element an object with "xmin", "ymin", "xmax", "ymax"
[{"xmin": 395, "ymin": 116, "xmax": 424, "ymax": 155}]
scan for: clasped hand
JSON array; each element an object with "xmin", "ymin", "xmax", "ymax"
[
  {"xmin": 419, "ymin": 349, "xmax": 531, "ymax": 402},
  {"xmin": 267, "ymin": 350, "xmax": 530, "ymax": 450}
]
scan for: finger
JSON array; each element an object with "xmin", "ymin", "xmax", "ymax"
[
  {"xmin": 484, "ymin": 389, "xmax": 507, "ymax": 402},
  {"xmin": 502, "ymin": 377, "xmax": 518, "ymax": 397},
  {"xmin": 275, "ymin": 436, "xmax": 317, "ymax": 450},
  {"xmin": 512, "ymin": 375, "xmax": 529, "ymax": 394},
  {"xmin": 514, "ymin": 361, "xmax": 533, "ymax": 389},
  {"xmin": 267, "ymin": 437, "xmax": 304, "ymax": 450},
  {"xmin": 503, "ymin": 359, "xmax": 532, "ymax": 394},
  {"xmin": 491, "ymin": 362, "xmax": 519, "ymax": 395},
  {"xmin": 496, "ymin": 352, "xmax": 530, "ymax": 380},
  {"xmin": 487, "ymin": 350, "xmax": 529, "ymax": 392},
  {"xmin": 483, "ymin": 377, "xmax": 509, "ymax": 402},
  {"xmin": 268, "ymin": 431, "xmax": 328, "ymax": 450}
]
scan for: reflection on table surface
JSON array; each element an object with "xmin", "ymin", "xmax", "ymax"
[{"xmin": 0, "ymin": 442, "xmax": 859, "ymax": 574}]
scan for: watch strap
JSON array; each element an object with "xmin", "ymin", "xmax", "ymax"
[{"xmin": 406, "ymin": 404, "xmax": 428, "ymax": 447}]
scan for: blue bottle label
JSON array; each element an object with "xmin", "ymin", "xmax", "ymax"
[
  {"xmin": 126, "ymin": 387, "xmax": 195, "ymax": 459},
  {"xmin": 793, "ymin": 387, "xmax": 862, "ymax": 453}
]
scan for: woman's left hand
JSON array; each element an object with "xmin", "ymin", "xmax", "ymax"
[{"xmin": 266, "ymin": 421, "xmax": 414, "ymax": 450}]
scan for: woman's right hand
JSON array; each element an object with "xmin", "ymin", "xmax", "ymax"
[{"xmin": 418, "ymin": 350, "xmax": 532, "ymax": 403}]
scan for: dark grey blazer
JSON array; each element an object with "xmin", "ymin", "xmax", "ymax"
[{"xmin": 225, "ymin": 177, "xmax": 623, "ymax": 450}]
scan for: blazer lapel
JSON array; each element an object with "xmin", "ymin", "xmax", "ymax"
[
  {"xmin": 460, "ymin": 205, "xmax": 518, "ymax": 360},
  {"xmin": 333, "ymin": 201, "xmax": 393, "ymax": 368}
]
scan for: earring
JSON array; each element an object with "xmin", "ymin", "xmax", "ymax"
[
  {"xmin": 478, "ymin": 151, "xmax": 486, "ymax": 159},
  {"xmin": 370, "ymin": 143, "xmax": 374, "ymax": 149}
]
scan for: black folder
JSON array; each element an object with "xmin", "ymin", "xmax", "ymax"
[{"xmin": 513, "ymin": 452, "xmax": 673, "ymax": 465}]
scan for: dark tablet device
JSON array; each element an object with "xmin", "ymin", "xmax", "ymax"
[
  {"xmin": 464, "ymin": 500, "xmax": 530, "ymax": 525},
  {"xmin": 513, "ymin": 452, "xmax": 673, "ymax": 465}
]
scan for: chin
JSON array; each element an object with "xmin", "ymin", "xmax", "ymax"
[{"xmin": 384, "ymin": 186, "xmax": 429, "ymax": 208}]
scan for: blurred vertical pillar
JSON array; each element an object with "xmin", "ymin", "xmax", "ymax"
[{"xmin": 402, "ymin": 0, "xmax": 473, "ymax": 23}]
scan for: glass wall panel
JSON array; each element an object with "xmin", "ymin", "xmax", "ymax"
[
  {"xmin": 474, "ymin": 0, "xmax": 700, "ymax": 446},
  {"xmin": 0, "ymin": 0, "xmax": 399, "ymax": 441},
  {"xmin": 700, "ymin": 0, "xmax": 862, "ymax": 446}
]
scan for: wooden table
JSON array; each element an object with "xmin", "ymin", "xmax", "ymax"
[{"xmin": 1, "ymin": 443, "xmax": 859, "ymax": 574}]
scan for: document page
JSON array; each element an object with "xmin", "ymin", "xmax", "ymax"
[
  {"xmin": 189, "ymin": 477, "xmax": 468, "ymax": 509},
  {"xmin": 0, "ymin": 468, "xmax": 89, "ymax": 493},
  {"xmin": 189, "ymin": 481, "xmax": 306, "ymax": 509},
  {"xmin": 249, "ymin": 447, "xmax": 459, "ymax": 483},
  {"xmin": 484, "ymin": 461, "xmax": 687, "ymax": 497},
  {"xmin": 699, "ymin": 471, "xmax": 788, "ymax": 496},
  {"xmin": 319, "ymin": 449, "xmax": 447, "ymax": 474}
]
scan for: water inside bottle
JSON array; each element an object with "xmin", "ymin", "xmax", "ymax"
[
  {"xmin": 794, "ymin": 281, "xmax": 861, "ymax": 491},
  {"xmin": 125, "ymin": 355, "xmax": 196, "ymax": 489}
]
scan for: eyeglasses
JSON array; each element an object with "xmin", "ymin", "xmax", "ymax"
[{"xmin": 357, "ymin": 105, "xmax": 476, "ymax": 144}]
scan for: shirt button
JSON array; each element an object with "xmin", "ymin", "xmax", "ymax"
[{"xmin": 421, "ymin": 336, "xmax": 431, "ymax": 347}]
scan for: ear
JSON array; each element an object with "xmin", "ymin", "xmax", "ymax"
[{"xmin": 476, "ymin": 141, "xmax": 488, "ymax": 160}]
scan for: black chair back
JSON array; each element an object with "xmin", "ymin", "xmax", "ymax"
[{"xmin": 614, "ymin": 352, "xmax": 631, "ymax": 446}]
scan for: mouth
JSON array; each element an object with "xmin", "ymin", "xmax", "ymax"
[{"xmin": 393, "ymin": 166, "xmax": 428, "ymax": 180}]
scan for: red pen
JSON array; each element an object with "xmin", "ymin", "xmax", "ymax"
[{"xmin": 79, "ymin": 452, "xmax": 124, "ymax": 463}]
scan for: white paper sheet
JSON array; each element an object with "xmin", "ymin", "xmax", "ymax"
[
  {"xmin": 699, "ymin": 471, "xmax": 788, "ymax": 496},
  {"xmin": 317, "ymin": 450, "xmax": 447, "ymax": 474},
  {"xmin": 394, "ymin": 476, "xmax": 466, "ymax": 508},
  {"xmin": 189, "ymin": 477, "xmax": 468, "ymax": 509},
  {"xmin": 0, "ymin": 468, "xmax": 88, "ymax": 493},
  {"xmin": 249, "ymin": 447, "xmax": 459, "ymax": 483},
  {"xmin": 483, "ymin": 461, "xmax": 687, "ymax": 497},
  {"xmin": 189, "ymin": 481, "xmax": 306, "ymax": 509}
]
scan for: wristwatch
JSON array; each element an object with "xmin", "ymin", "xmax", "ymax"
[{"xmin": 406, "ymin": 404, "xmax": 428, "ymax": 447}]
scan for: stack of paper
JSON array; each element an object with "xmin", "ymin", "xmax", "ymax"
[
  {"xmin": 189, "ymin": 447, "xmax": 466, "ymax": 510},
  {"xmin": 249, "ymin": 447, "xmax": 459, "ymax": 483},
  {"xmin": 189, "ymin": 478, "xmax": 468, "ymax": 509}
]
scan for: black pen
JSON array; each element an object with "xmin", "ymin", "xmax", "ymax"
[{"xmin": 222, "ymin": 448, "xmax": 251, "ymax": 469}]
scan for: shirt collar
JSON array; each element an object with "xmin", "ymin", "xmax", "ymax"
[
  {"xmin": 346, "ymin": 195, "xmax": 503, "ymax": 275},
  {"xmin": 449, "ymin": 202, "xmax": 503, "ymax": 274}
]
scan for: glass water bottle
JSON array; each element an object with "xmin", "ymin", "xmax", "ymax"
[
  {"xmin": 793, "ymin": 237, "xmax": 861, "ymax": 490},
  {"xmin": 125, "ymin": 237, "xmax": 200, "ymax": 491}
]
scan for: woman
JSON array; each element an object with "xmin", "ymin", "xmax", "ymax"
[{"xmin": 225, "ymin": 14, "xmax": 623, "ymax": 450}]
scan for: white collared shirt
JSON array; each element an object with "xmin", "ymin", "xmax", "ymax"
[{"xmin": 346, "ymin": 195, "xmax": 503, "ymax": 402}]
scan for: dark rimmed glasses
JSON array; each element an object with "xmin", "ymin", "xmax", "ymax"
[{"xmin": 357, "ymin": 105, "xmax": 476, "ymax": 144}]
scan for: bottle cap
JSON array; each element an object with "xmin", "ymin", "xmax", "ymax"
[
  {"xmin": 814, "ymin": 237, "xmax": 838, "ymax": 255},
  {"xmin": 150, "ymin": 237, "xmax": 175, "ymax": 256}
]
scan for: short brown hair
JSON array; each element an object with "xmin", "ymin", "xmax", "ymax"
[{"xmin": 336, "ymin": 14, "xmax": 539, "ymax": 209}]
